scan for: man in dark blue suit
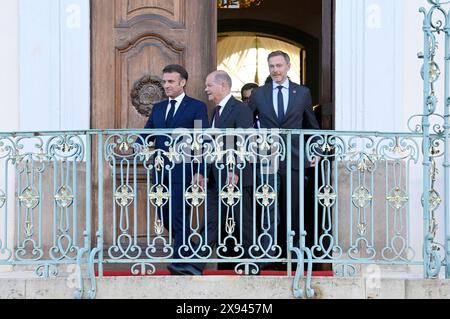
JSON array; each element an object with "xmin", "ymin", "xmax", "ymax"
[
  {"xmin": 143, "ymin": 64, "xmax": 209, "ymax": 275},
  {"xmin": 248, "ymin": 51, "xmax": 320, "ymax": 267},
  {"xmin": 194, "ymin": 71, "xmax": 254, "ymax": 273},
  {"xmin": 175, "ymin": 71, "xmax": 254, "ymax": 274}
]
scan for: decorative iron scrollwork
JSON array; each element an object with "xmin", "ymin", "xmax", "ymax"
[
  {"xmin": 317, "ymin": 185, "xmax": 337, "ymax": 208},
  {"xmin": 185, "ymin": 184, "xmax": 206, "ymax": 207},
  {"xmin": 114, "ymin": 185, "xmax": 135, "ymax": 207},
  {"xmin": 255, "ymin": 184, "xmax": 276, "ymax": 207},
  {"xmin": 351, "ymin": 186, "xmax": 373, "ymax": 209},
  {"xmin": 386, "ymin": 187, "xmax": 409, "ymax": 210},
  {"xmin": 148, "ymin": 184, "xmax": 170, "ymax": 207},
  {"xmin": 55, "ymin": 185, "xmax": 74, "ymax": 208},
  {"xmin": 19, "ymin": 186, "xmax": 40, "ymax": 209}
]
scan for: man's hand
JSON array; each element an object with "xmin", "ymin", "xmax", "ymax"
[
  {"xmin": 227, "ymin": 172, "xmax": 239, "ymax": 185},
  {"xmin": 192, "ymin": 173, "xmax": 205, "ymax": 188}
]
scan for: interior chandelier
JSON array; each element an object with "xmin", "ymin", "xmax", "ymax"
[{"xmin": 217, "ymin": 0, "xmax": 263, "ymax": 9}]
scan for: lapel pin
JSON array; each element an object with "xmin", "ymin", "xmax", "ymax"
[{"xmin": 293, "ymin": 90, "xmax": 296, "ymax": 94}]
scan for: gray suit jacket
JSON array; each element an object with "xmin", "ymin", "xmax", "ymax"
[{"xmin": 248, "ymin": 81, "xmax": 320, "ymax": 170}]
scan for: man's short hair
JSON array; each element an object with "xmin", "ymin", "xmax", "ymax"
[
  {"xmin": 214, "ymin": 70, "xmax": 232, "ymax": 89},
  {"xmin": 267, "ymin": 50, "xmax": 290, "ymax": 64},
  {"xmin": 162, "ymin": 64, "xmax": 189, "ymax": 81},
  {"xmin": 241, "ymin": 83, "xmax": 259, "ymax": 97}
]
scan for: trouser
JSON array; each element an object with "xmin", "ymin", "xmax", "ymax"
[
  {"xmin": 195, "ymin": 184, "xmax": 253, "ymax": 272},
  {"xmin": 161, "ymin": 183, "xmax": 191, "ymax": 259},
  {"xmin": 255, "ymin": 168, "xmax": 305, "ymax": 259}
]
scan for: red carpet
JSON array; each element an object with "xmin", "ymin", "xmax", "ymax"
[{"xmin": 95, "ymin": 270, "xmax": 333, "ymax": 277}]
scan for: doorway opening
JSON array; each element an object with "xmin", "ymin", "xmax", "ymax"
[
  {"xmin": 218, "ymin": 33, "xmax": 307, "ymax": 98},
  {"xmin": 217, "ymin": 0, "xmax": 334, "ymax": 130}
]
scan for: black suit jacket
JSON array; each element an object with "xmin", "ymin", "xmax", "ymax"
[
  {"xmin": 248, "ymin": 81, "xmax": 320, "ymax": 170},
  {"xmin": 209, "ymin": 96, "xmax": 254, "ymax": 187}
]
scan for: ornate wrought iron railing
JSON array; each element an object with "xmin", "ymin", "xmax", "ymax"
[
  {"xmin": 0, "ymin": 131, "xmax": 92, "ymax": 279},
  {"xmin": 417, "ymin": 0, "xmax": 450, "ymax": 279},
  {"xmin": 0, "ymin": 126, "xmax": 447, "ymax": 299}
]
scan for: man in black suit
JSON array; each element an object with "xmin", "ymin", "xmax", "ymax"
[
  {"xmin": 241, "ymin": 83, "xmax": 260, "ymax": 129},
  {"xmin": 241, "ymin": 82, "xmax": 259, "ymax": 105},
  {"xmin": 190, "ymin": 70, "xmax": 254, "ymax": 274},
  {"xmin": 248, "ymin": 51, "xmax": 320, "ymax": 267}
]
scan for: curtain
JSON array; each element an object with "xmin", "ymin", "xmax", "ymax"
[{"xmin": 217, "ymin": 35, "xmax": 304, "ymax": 97}]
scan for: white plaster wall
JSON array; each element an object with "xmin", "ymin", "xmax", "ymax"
[
  {"xmin": 402, "ymin": 0, "xmax": 423, "ymax": 131},
  {"xmin": 0, "ymin": 1, "xmax": 19, "ymax": 131},
  {"xmin": 0, "ymin": 0, "xmax": 19, "ymax": 271},
  {"xmin": 19, "ymin": 0, "xmax": 90, "ymax": 132}
]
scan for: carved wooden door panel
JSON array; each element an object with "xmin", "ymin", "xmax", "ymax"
[{"xmin": 91, "ymin": 0, "xmax": 217, "ymax": 245}]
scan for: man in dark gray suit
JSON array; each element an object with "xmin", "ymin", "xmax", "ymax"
[
  {"xmin": 185, "ymin": 70, "xmax": 254, "ymax": 274},
  {"xmin": 248, "ymin": 51, "xmax": 320, "ymax": 267},
  {"xmin": 206, "ymin": 71, "xmax": 254, "ymax": 270}
]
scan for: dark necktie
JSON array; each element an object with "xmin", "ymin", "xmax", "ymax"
[
  {"xmin": 166, "ymin": 100, "xmax": 177, "ymax": 127},
  {"xmin": 277, "ymin": 85, "xmax": 285, "ymax": 124},
  {"xmin": 214, "ymin": 105, "xmax": 221, "ymax": 128}
]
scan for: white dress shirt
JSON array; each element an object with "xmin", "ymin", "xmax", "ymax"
[{"xmin": 272, "ymin": 79, "xmax": 289, "ymax": 117}]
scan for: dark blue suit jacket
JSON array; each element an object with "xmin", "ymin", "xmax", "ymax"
[
  {"xmin": 143, "ymin": 95, "xmax": 210, "ymax": 184},
  {"xmin": 248, "ymin": 81, "xmax": 320, "ymax": 170},
  {"xmin": 208, "ymin": 96, "xmax": 254, "ymax": 187}
]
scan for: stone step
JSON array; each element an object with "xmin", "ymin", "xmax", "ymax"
[{"xmin": 1, "ymin": 276, "xmax": 449, "ymax": 299}]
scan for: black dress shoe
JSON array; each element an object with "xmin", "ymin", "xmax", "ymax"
[
  {"xmin": 167, "ymin": 264, "xmax": 202, "ymax": 276},
  {"xmin": 260, "ymin": 262, "xmax": 285, "ymax": 271}
]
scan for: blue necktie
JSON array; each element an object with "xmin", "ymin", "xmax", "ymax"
[
  {"xmin": 166, "ymin": 100, "xmax": 177, "ymax": 127},
  {"xmin": 277, "ymin": 85, "xmax": 285, "ymax": 124}
]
